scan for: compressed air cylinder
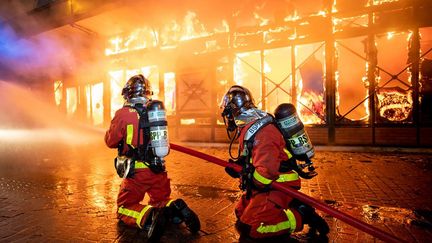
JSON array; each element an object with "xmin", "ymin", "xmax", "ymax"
[
  {"xmin": 147, "ymin": 100, "xmax": 170, "ymax": 158},
  {"xmin": 274, "ymin": 103, "xmax": 315, "ymax": 161}
]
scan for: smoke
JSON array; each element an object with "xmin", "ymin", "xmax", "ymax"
[
  {"xmin": 1, "ymin": 24, "xmax": 63, "ymax": 79},
  {"xmin": 0, "ymin": 81, "xmax": 104, "ymax": 143},
  {"xmin": 0, "ymin": 0, "xmax": 107, "ymax": 84},
  {"xmin": 0, "ymin": 80, "xmax": 62, "ymax": 128}
]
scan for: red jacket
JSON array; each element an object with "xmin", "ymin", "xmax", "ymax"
[
  {"xmin": 238, "ymin": 120, "xmax": 299, "ymax": 189},
  {"xmin": 105, "ymin": 106, "xmax": 146, "ymax": 155}
]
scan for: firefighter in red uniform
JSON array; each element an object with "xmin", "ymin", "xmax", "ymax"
[
  {"xmin": 105, "ymin": 74, "xmax": 200, "ymax": 241},
  {"xmin": 220, "ymin": 85, "xmax": 329, "ymax": 241}
]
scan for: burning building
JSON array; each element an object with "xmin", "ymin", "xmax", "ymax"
[{"xmin": 1, "ymin": 0, "xmax": 432, "ymax": 146}]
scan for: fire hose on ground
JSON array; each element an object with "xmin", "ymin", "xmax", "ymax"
[{"xmin": 170, "ymin": 143, "xmax": 405, "ymax": 243}]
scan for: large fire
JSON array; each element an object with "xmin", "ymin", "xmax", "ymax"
[
  {"xmin": 99, "ymin": 0, "xmax": 417, "ymax": 126},
  {"xmin": 298, "ymin": 91, "xmax": 325, "ymax": 124},
  {"xmin": 105, "ymin": 11, "xmax": 229, "ymax": 55},
  {"xmin": 377, "ymin": 89, "xmax": 413, "ymax": 122}
]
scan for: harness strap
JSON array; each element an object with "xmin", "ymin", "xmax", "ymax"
[
  {"xmin": 242, "ymin": 115, "xmax": 274, "ymax": 156},
  {"xmin": 122, "ymin": 104, "xmax": 151, "ymax": 162},
  {"xmin": 238, "ymin": 115, "xmax": 274, "ymax": 198}
]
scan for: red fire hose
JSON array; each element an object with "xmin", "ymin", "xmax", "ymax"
[{"xmin": 170, "ymin": 143, "xmax": 405, "ymax": 243}]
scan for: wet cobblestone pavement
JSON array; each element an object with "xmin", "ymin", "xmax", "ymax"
[{"xmin": 1, "ymin": 129, "xmax": 432, "ymax": 242}]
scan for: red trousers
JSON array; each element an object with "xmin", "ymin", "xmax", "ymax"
[
  {"xmin": 235, "ymin": 183, "xmax": 303, "ymax": 238},
  {"xmin": 116, "ymin": 168, "xmax": 171, "ymax": 228}
]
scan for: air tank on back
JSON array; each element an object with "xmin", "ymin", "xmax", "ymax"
[
  {"xmin": 147, "ymin": 100, "xmax": 170, "ymax": 159},
  {"xmin": 274, "ymin": 103, "xmax": 315, "ymax": 162}
]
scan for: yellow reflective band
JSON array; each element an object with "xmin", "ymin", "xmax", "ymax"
[
  {"xmin": 126, "ymin": 124, "xmax": 134, "ymax": 145},
  {"xmin": 253, "ymin": 170, "xmax": 273, "ymax": 185},
  {"xmin": 136, "ymin": 205, "xmax": 153, "ymax": 229},
  {"xmin": 118, "ymin": 205, "xmax": 153, "ymax": 229},
  {"xmin": 284, "ymin": 209, "xmax": 297, "ymax": 234},
  {"xmin": 165, "ymin": 199, "xmax": 174, "ymax": 207},
  {"xmin": 134, "ymin": 161, "xmax": 148, "ymax": 169},
  {"xmin": 256, "ymin": 208, "xmax": 297, "ymax": 234},
  {"xmin": 283, "ymin": 148, "xmax": 293, "ymax": 159},
  {"xmin": 276, "ymin": 171, "xmax": 299, "ymax": 183}
]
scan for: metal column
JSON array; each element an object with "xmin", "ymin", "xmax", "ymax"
[
  {"xmin": 410, "ymin": 28, "xmax": 421, "ymax": 145},
  {"xmin": 260, "ymin": 48, "xmax": 266, "ymax": 111},
  {"xmin": 367, "ymin": 13, "xmax": 377, "ymax": 145},
  {"xmin": 325, "ymin": 22, "xmax": 336, "ymax": 144},
  {"xmin": 291, "ymin": 45, "xmax": 297, "ymax": 105}
]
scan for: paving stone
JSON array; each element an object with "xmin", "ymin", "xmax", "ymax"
[{"xmin": 0, "ymin": 140, "xmax": 431, "ymax": 242}]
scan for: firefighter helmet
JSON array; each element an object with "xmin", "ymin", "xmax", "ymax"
[
  {"xmin": 122, "ymin": 74, "xmax": 153, "ymax": 105},
  {"xmin": 220, "ymin": 85, "xmax": 256, "ymax": 131}
]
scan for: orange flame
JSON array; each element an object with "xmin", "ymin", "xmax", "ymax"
[
  {"xmin": 298, "ymin": 91, "xmax": 325, "ymax": 124},
  {"xmin": 377, "ymin": 90, "xmax": 412, "ymax": 122},
  {"xmin": 105, "ymin": 11, "xmax": 229, "ymax": 55}
]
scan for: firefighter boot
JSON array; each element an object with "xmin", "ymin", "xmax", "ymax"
[
  {"xmin": 145, "ymin": 207, "xmax": 168, "ymax": 242},
  {"xmin": 291, "ymin": 200, "xmax": 329, "ymax": 238},
  {"xmin": 170, "ymin": 199, "xmax": 201, "ymax": 233}
]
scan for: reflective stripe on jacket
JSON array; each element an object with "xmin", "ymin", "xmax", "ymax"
[
  {"xmin": 105, "ymin": 106, "xmax": 146, "ymax": 155},
  {"xmin": 239, "ymin": 122, "xmax": 299, "ymax": 188}
]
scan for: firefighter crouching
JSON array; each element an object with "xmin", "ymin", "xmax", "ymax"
[
  {"xmin": 220, "ymin": 85, "xmax": 329, "ymax": 241},
  {"xmin": 105, "ymin": 74, "xmax": 200, "ymax": 241}
]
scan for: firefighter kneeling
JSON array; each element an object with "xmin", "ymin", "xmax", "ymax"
[
  {"xmin": 220, "ymin": 85, "xmax": 329, "ymax": 241},
  {"xmin": 105, "ymin": 74, "xmax": 200, "ymax": 241}
]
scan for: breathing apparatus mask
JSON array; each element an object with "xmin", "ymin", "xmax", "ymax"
[
  {"xmin": 221, "ymin": 103, "xmax": 238, "ymax": 133},
  {"xmin": 220, "ymin": 85, "xmax": 257, "ymax": 159},
  {"xmin": 221, "ymin": 85, "xmax": 256, "ymax": 133}
]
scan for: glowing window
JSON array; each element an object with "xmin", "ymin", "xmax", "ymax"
[
  {"xmin": 66, "ymin": 87, "xmax": 77, "ymax": 117},
  {"xmin": 91, "ymin": 83, "xmax": 104, "ymax": 126},
  {"xmin": 85, "ymin": 84, "xmax": 91, "ymax": 119},
  {"xmin": 54, "ymin": 80, "xmax": 63, "ymax": 106},
  {"xmin": 336, "ymin": 37, "xmax": 369, "ymax": 123},
  {"xmin": 295, "ymin": 43, "xmax": 326, "ymax": 124},
  {"xmin": 263, "ymin": 47, "xmax": 293, "ymax": 113},
  {"xmin": 234, "ymin": 51, "xmax": 262, "ymax": 109},
  {"xmin": 109, "ymin": 70, "xmax": 124, "ymax": 118},
  {"xmin": 180, "ymin": 118, "xmax": 195, "ymax": 125},
  {"xmin": 164, "ymin": 72, "xmax": 176, "ymax": 115}
]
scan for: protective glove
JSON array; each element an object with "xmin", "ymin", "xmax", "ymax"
[{"xmin": 225, "ymin": 159, "xmax": 241, "ymax": 178}]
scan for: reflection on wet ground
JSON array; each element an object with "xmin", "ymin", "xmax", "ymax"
[{"xmin": 1, "ymin": 129, "xmax": 432, "ymax": 242}]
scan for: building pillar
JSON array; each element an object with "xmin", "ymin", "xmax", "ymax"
[
  {"xmin": 325, "ymin": 25, "xmax": 336, "ymax": 144},
  {"xmin": 260, "ymin": 47, "xmax": 266, "ymax": 111},
  {"xmin": 409, "ymin": 28, "xmax": 420, "ymax": 145},
  {"xmin": 367, "ymin": 13, "xmax": 377, "ymax": 145},
  {"xmin": 291, "ymin": 45, "xmax": 297, "ymax": 105}
]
